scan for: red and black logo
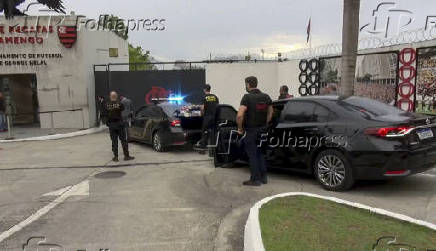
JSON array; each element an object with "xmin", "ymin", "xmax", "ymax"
[
  {"xmin": 57, "ymin": 26, "xmax": 77, "ymax": 48},
  {"xmin": 256, "ymin": 103, "xmax": 268, "ymax": 111}
]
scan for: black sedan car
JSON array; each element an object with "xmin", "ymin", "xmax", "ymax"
[
  {"xmin": 128, "ymin": 103, "xmax": 238, "ymax": 152},
  {"xmin": 127, "ymin": 103, "xmax": 203, "ymax": 151},
  {"xmin": 214, "ymin": 96, "xmax": 436, "ymax": 191}
]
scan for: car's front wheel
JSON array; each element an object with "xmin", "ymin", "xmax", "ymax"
[
  {"xmin": 152, "ymin": 131, "xmax": 165, "ymax": 152},
  {"xmin": 314, "ymin": 149, "xmax": 354, "ymax": 191}
]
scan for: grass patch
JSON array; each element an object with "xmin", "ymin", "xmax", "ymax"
[{"xmin": 259, "ymin": 196, "xmax": 436, "ymax": 251}]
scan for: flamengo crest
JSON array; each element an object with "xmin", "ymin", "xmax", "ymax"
[{"xmin": 57, "ymin": 26, "xmax": 77, "ymax": 48}]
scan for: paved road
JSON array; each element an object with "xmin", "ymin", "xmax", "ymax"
[{"xmin": 0, "ymin": 132, "xmax": 435, "ymax": 251}]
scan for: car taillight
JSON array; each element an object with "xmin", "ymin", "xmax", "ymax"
[
  {"xmin": 364, "ymin": 126, "xmax": 414, "ymax": 137},
  {"xmin": 171, "ymin": 119, "xmax": 181, "ymax": 127}
]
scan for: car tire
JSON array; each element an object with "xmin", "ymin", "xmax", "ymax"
[
  {"xmin": 152, "ymin": 131, "xmax": 165, "ymax": 152},
  {"xmin": 314, "ymin": 149, "xmax": 354, "ymax": 191}
]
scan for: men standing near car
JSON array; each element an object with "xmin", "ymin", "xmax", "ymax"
[
  {"xmin": 237, "ymin": 76, "xmax": 273, "ymax": 186},
  {"xmin": 278, "ymin": 85, "xmax": 293, "ymax": 100},
  {"xmin": 195, "ymin": 84, "xmax": 219, "ymax": 150},
  {"xmin": 104, "ymin": 91, "xmax": 134, "ymax": 162}
]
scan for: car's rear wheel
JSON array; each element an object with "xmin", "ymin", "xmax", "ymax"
[
  {"xmin": 152, "ymin": 131, "xmax": 165, "ymax": 152},
  {"xmin": 314, "ymin": 149, "xmax": 354, "ymax": 191}
]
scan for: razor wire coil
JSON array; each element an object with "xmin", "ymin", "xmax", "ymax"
[{"xmin": 286, "ymin": 27, "xmax": 436, "ymax": 60}]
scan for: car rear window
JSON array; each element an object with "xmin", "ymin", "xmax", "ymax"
[
  {"xmin": 159, "ymin": 103, "xmax": 203, "ymax": 118},
  {"xmin": 158, "ymin": 104, "xmax": 181, "ymax": 117},
  {"xmin": 340, "ymin": 96, "xmax": 402, "ymax": 116}
]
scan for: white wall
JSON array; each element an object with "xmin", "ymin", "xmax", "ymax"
[
  {"xmin": 0, "ymin": 15, "xmax": 128, "ymax": 128},
  {"xmin": 277, "ymin": 60, "xmax": 302, "ymax": 98},
  {"xmin": 81, "ymin": 28, "xmax": 129, "ymax": 127},
  {"xmin": 206, "ymin": 60, "xmax": 301, "ymax": 108}
]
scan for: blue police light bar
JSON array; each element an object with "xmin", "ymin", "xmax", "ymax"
[{"xmin": 167, "ymin": 96, "xmax": 184, "ymax": 101}]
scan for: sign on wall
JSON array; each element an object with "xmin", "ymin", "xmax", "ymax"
[
  {"xmin": 0, "ymin": 53, "xmax": 63, "ymax": 66},
  {"xmin": 0, "ymin": 24, "xmax": 75, "ymax": 67},
  {"xmin": 57, "ymin": 26, "xmax": 77, "ymax": 48},
  {"xmin": 319, "ymin": 52, "xmax": 398, "ymax": 105},
  {"xmin": 416, "ymin": 47, "xmax": 436, "ymax": 114}
]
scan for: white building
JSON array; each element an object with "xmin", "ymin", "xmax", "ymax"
[{"xmin": 0, "ymin": 15, "xmax": 128, "ymax": 129}]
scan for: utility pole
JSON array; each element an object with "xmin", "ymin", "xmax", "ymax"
[{"xmin": 339, "ymin": 0, "xmax": 361, "ymax": 96}]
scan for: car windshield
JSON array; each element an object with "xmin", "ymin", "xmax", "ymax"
[{"xmin": 339, "ymin": 96, "xmax": 404, "ymax": 116}]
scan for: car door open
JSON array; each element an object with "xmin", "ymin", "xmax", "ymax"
[{"xmin": 214, "ymin": 105, "xmax": 243, "ymax": 167}]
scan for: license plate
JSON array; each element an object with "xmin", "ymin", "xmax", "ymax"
[
  {"xmin": 417, "ymin": 128, "xmax": 434, "ymax": 140},
  {"xmin": 192, "ymin": 110, "xmax": 201, "ymax": 117}
]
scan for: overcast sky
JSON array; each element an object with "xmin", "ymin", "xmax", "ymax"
[{"xmin": 18, "ymin": 0, "xmax": 436, "ymax": 61}]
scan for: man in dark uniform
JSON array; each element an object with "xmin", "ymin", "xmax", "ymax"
[
  {"xmin": 237, "ymin": 76, "xmax": 273, "ymax": 186},
  {"xmin": 278, "ymin": 85, "xmax": 293, "ymax": 100},
  {"xmin": 195, "ymin": 84, "xmax": 219, "ymax": 150},
  {"xmin": 104, "ymin": 91, "xmax": 134, "ymax": 162}
]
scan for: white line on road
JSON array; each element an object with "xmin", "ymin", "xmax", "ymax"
[
  {"xmin": 0, "ymin": 180, "xmax": 89, "ymax": 243},
  {"xmin": 43, "ymin": 181, "xmax": 89, "ymax": 197}
]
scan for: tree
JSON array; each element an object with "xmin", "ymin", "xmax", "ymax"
[
  {"xmin": 339, "ymin": 0, "xmax": 361, "ymax": 96},
  {"xmin": 99, "ymin": 15, "xmax": 129, "ymax": 40},
  {"xmin": 326, "ymin": 69, "xmax": 339, "ymax": 83},
  {"xmin": 129, "ymin": 44, "xmax": 156, "ymax": 71}
]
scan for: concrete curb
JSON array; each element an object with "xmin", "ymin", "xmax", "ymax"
[
  {"xmin": 0, "ymin": 126, "xmax": 107, "ymax": 143},
  {"xmin": 244, "ymin": 192, "xmax": 436, "ymax": 251}
]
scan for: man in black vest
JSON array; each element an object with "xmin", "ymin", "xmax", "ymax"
[
  {"xmin": 278, "ymin": 85, "xmax": 293, "ymax": 100},
  {"xmin": 195, "ymin": 84, "xmax": 219, "ymax": 150},
  {"xmin": 237, "ymin": 76, "xmax": 273, "ymax": 186},
  {"xmin": 104, "ymin": 91, "xmax": 134, "ymax": 162}
]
